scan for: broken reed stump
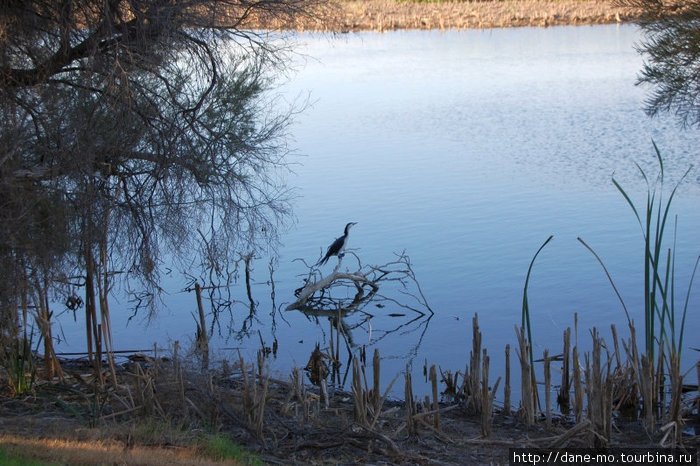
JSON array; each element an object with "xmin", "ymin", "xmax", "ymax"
[
  {"xmin": 480, "ymin": 349, "xmax": 501, "ymax": 437},
  {"xmin": 664, "ymin": 351, "xmax": 683, "ymax": 446},
  {"xmin": 405, "ymin": 365, "xmax": 417, "ymax": 437},
  {"xmin": 373, "ymin": 348, "xmax": 381, "ymax": 410},
  {"xmin": 352, "ymin": 357, "xmax": 368, "ymax": 426},
  {"xmin": 697, "ymin": 361, "xmax": 700, "ymax": 425},
  {"xmin": 516, "ymin": 325, "xmax": 535, "ymax": 425},
  {"xmin": 350, "ymin": 349, "xmax": 398, "ymax": 429},
  {"xmin": 544, "ymin": 349, "xmax": 551, "ymax": 428},
  {"xmin": 573, "ymin": 345, "xmax": 584, "ymax": 423},
  {"xmin": 463, "ymin": 313, "xmax": 483, "ymax": 415},
  {"xmin": 558, "ymin": 327, "xmax": 571, "ymax": 414},
  {"xmin": 585, "ymin": 329, "xmax": 612, "ymax": 447},
  {"xmin": 504, "ymin": 344, "xmax": 511, "ymax": 416},
  {"xmin": 641, "ymin": 354, "xmax": 655, "ymax": 430},
  {"xmin": 239, "ymin": 352, "xmax": 270, "ymax": 437},
  {"xmin": 429, "ymin": 364, "xmax": 440, "ymax": 429}
]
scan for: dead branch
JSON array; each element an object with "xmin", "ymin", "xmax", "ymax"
[{"xmin": 285, "ymin": 251, "xmax": 432, "ymax": 317}]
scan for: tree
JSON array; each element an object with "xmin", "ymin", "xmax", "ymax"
[
  {"xmin": 618, "ymin": 0, "xmax": 700, "ymax": 128},
  {"xmin": 0, "ymin": 0, "xmax": 319, "ymax": 378}
]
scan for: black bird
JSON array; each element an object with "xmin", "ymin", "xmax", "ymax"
[{"xmin": 318, "ymin": 222, "xmax": 357, "ymax": 266}]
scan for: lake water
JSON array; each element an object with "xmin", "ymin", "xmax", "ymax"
[{"xmin": 57, "ymin": 25, "xmax": 699, "ymax": 400}]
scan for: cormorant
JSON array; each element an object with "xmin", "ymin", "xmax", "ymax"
[{"xmin": 318, "ymin": 222, "xmax": 357, "ymax": 266}]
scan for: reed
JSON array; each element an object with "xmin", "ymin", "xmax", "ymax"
[
  {"xmin": 577, "ymin": 148, "xmax": 698, "ymax": 443},
  {"xmin": 6, "ymin": 330, "xmax": 36, "ymax": 397},
  {"xmin": 611, "ymin": 145, "xmax": 695, "ymax": 365},
  {"xmin": 521, "ymin": 235, "xmax": 553, "ymax": 411}
]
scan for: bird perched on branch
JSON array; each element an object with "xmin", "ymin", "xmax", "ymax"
[{"xmin": 318, "ymin": 222, "xmax": 357, "ymax": 266}]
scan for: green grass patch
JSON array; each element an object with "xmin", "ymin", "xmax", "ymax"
[
  {"xmin": 0, "ymin": 448, "xmax": 50, "ymax": 466},
  {"xmin": 202, "ymin": 434, "xmax": 262, "ymax": 465}
]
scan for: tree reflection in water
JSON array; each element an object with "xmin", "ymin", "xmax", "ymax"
[
  {"xmin": 183, "ymin": 250, "xmax": 434, "ymax": 392},
  {"xmin": 286, "ymin": 251, "xmax": 434, "ymax": 388}
]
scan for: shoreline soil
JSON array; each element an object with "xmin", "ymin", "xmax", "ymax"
[{"xmin": 2, "ymin": 355, "xmax": 687, "ymax": 466}]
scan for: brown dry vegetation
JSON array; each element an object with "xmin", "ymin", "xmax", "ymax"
[
  {"xmin": 249, "ymin": 0, "xmax": 639, "ymax": 32},
  {"xmin": 1, "ymin": 331, "xmax": 698, "ymax": 465}
]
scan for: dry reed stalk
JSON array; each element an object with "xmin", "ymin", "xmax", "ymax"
[
  {"xmin": 621, "ymin": 323, "xmax": 643, "ymax": 412},
  {"xmin": 173, "ymin": 342, "xmax": 187, "ymax": 416},
  {"xmin": 468, "ymin": 314, "xmax": 482, "ymax": 414},
  {"xmin": 237, "ymin": 350, "xmax": 269, "ymax": 436},
  {"xmin": 429, "ymin": 364, "xmax": 439, "ymax": 429},
  {"xmin": 439, "ymin": 367, "xmax": 459, "ymax": 398},
  {"xmin": 352, "ymin": 357, "xmax": 368, "ymax": 426},
  {"xmin": 641, "ymin": 355, "xmax": 655, "ymax": 430},
  {"xmin": 255, "ymin": 374, "xmax": 269, "ymax": 438},
  {"xmin": 283, "ymin": 367, "xmax": 301, "ymax": 418},
  {"xmin": 558, "ymin": 328, "xmax": 570, "ymax": 414},
  {"xmin": 504, "ymin": 344, "xmax": 511, "ymax": 416},
  {"xmin": 585, "ymin": 330, "xmax": 612, "ymax": 447},
  {"xmin": 544, "ymin": 349, "xmax": 551, "ymax": 428},
  {"xmin": 515, "ymin": 326, "xmax": 535, "ymax": 425},
  {"xmin": 547, "ymin": 419, "xmax": 592, "ymax": 448},
  {"xmin": 335, "ymin": 309, "xmax": 341, "ymax": 365},
  {"xmin": 697, "ymin": 361, "xmax": 700, "ymax": 424},
  {"xmin": 373, "ymin": 349, "xmax": 381, "ymax": 410},
  {"xmin": 133, "ymin": 362, "xmax": 147, "ymax": 413},
  {"xmin": 611, "ymin": 325, "xmax": 622, "ymax": 369},
  {"xmin": 663, "ymin": 351, "xmax": 683, "ymax": 446},
  {"xmin": 480, "ymin": 350, "xmax": 501, "ymax": 437},
  {"xmin": 656, "ymin": 347, "xmax": 665, "ymax": 420},
  {"xmin": 133, "ymin": 361, "xmax": 164, "ymax": 418},
  {"xmin": 404, "ymin": 365, "xmax": 416, "ymax": 437},
  {"xmin": 609, "ymin": 326, "xmax": 638, "ymax": 414},
  {"xmin": 572, "ymin": 346, "xmax": 583, "ymax": 423},
  {"xmin": 369, "ymin": 373, "xmax": 400, "ymax": 430},
  {"xmin": 238, "ymin": 352, "xmax": 254, "ymax": 426}
]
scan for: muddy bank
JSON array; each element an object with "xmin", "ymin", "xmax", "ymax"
[{"xmin": 1, "ymin": 356, "xmax": 689, "ymax": 466}]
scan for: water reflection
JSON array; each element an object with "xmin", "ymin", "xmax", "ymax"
[
  {"xmin": 285, "ymin": 251, "xmax": 434, "ymax": 385},
  {"xmin": 56, "ymin": 25, "xmax": 700, "ymax": 400}
]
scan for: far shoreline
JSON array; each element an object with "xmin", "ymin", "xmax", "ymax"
[{"xmin": 253, "ymin": 0, "xmax": 639, "ymax": 32}]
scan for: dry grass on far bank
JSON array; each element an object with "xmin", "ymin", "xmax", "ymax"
[{"xmin": 250, "ymin": 0, "xmax": 639, "ymax": 32}]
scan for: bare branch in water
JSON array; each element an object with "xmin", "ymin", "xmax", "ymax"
[{"xmin": 285, "ymin": 251, "xmax": 433, "ymax": 318}]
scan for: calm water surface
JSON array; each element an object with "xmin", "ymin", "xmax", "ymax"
[{"xmin": 59, "ymin": 25, "xmax": 700, "ymax": 398}]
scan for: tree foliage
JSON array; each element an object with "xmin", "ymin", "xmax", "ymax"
[
  {"xmin": 0, "ymin": 0, "xmax": 317, "ymax": 360},
  {"xmin": 618, "ymin": 0, "xmax": 700, "ymax": 128}
]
